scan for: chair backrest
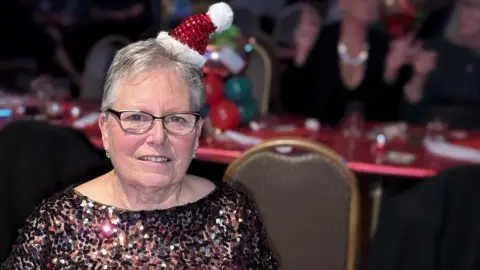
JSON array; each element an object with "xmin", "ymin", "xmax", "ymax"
[
  {"xmin": 224, "ymin": 138, "xmax": 360, "ymax": 270},
  {"xmin": 245, "ymin": 31, "xmax": 282, "ymax": 114},
  {"xmin": 81, "ymin": 35, "xmax": 131, "ymax": 99},
  {"xmin": 245, "ymin": 41, "xmax": 272, "ymax": 114}
]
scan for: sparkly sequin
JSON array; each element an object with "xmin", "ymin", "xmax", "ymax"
[
  {"xmin": 2, "ymin": 183, "xmax": 277, "ymax": 269},
  {"xmin": 169, "ymin": 13, "xmax": 216, "ymax": 55}
]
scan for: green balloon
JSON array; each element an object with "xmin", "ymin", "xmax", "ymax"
[
  {"xmin": 238, "ymin": 99, "xmax": 258, "ymax": 124},
  {"xmin": 224, "ymin": 76, "xmax": 251, "ymax": 103}
]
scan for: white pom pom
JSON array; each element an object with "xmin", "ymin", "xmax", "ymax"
[{"xmin": 207, "ymin": 2, "xmax": 233, "ymax": 33}]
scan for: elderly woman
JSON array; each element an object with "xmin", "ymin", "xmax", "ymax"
[{"xmin": 2, "ymin": 3, "xmax": 277, "ymax": 269}]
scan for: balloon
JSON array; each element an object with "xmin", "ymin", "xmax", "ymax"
[
  {"xmin": 381, "ymin": 0, "xmax": 420, "ymax": 39},
  {"xmin": 203, "ymin": 74, "xmax": 224, "ymax": 105},
  {"xmin": 237, "ymin": 99, "xmax": 258, "ymax": 124},
  {"xmin": 200, "ymin": 104, "xmax": 210, "ymax": 118},
  {"xmin": 209, "ymin": 99, "xmax": 240, "ymax": 130},
  {"xmin": 224, "ymin": 76, "xmax": 251, "ymax": 103},
  {"xmin": 384, "ymin": 14, "xmax": 416, "ymax": 39}
]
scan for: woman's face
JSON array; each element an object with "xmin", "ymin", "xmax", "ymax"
[
  {"xmin": 99, "ymin": 69, "xmax": 203, "ymax": 190},
  {"xmin": 457, "ymin": 1, "xmax": 480, "ymax": 38},
  {"xmin": 341, "ymin": 0, "xmax": 380, "ymax": 24}
]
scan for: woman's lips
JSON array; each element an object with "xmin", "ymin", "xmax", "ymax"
[{"xmin": 138, "ymin": 155, "xmax": 171, "ymax": 163}]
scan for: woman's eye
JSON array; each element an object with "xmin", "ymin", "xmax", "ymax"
[
  {"xmin": 169, "ymin": 116, "xmax": 187, "ymax": 123},
  {"xmin": 126, "ymin": 114, "xmax": 148, "ymax": 121}
]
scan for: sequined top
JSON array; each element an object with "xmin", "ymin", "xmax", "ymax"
[{"xmin": 2, "ymin": 183, "xmax": 277, "ymax": 269}]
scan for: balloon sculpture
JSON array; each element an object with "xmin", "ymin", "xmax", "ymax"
[
  {"xmin": 203, "ymin": 73, "xmax": 224, "ymax": 105},
  {"xmin": 203, "ymin": 74, "xmax": 258, "ymax": 130},
  {"xmin": 382, "ymin": 0, "xmax": 425, "ymax": 39},
  {"xmin": 208, "ymin": 99, "xmax": 240, "ymax": 130},
  {"xmin": 224, "ymin": 76, "xmax": 250, "ymax": 102},
  {"xmin": 201, "ymin": 25, "xmax": 258, "ymax": 130}
]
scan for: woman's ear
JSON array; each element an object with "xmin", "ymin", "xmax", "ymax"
[
  {"xmin": 193, "ymin": 119, "xmax": 204, "ymax": 150},
  {"xmin": 98, "ymin": 113, "xmax": 110, "ymax": 152},
  {"xmin": 196, "ymin": 119, "xmax": 204, "ymax": 137}
]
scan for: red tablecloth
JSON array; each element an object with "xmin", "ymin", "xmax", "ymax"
[
  {"xmin": 0, "ymin": 98, "xmax": 476, "ymax": 178},
  {"xmin": 195, "ymin": 116, "xmax": 475, "ymax": 178}
]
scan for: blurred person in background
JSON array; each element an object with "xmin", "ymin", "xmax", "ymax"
[
  {"xmin": 400, "ymin": 0, "xmax": 480, "ymax": 128},
  {"xmin": 90, "ymin": 0, "xmax": 152, "ymax": 28},
  {"xmin": 323, "ymin": 0, "xmax": 342, "ymax": 24},
  {"xmin": 230, "ymin": 0, "xmax": 288, "ymax": 34},
  {"xmin": 67, "ymin": 0, "xmax": 153, "ymax": 77},
  {"xmin": 281, "ymin": 0, "xmax": 416, "ymax": 125},
  {"xmin": 0, "ymin": 0, "xmax": 81, "ymax": 90},
  {"xmin": 26, "ymin": 0, "xmax": 91, "ymax": 34},
  {"xmin": 168, "ymin": 0, "xmax": 193, "ymax": 27}
]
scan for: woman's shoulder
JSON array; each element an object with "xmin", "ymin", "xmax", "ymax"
[
  {"xmin": 213, "ymin": 182, "xmax": 257, "ymax": 210},
  {"xmin": 28, "ymin": 188, "xmax": 78, "ymax": 221},
  {"xmin": 185, "ymin": 176, "xmax": 255, "ymax": 209}
]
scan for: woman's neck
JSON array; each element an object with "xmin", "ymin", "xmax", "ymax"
[
  {"xmin": 110, "ymin": 171, "xmax": 183, "ymax": 211},
  {"xmin": 340, "ymin": 17, "xmax": 369, "ymax": 56}
]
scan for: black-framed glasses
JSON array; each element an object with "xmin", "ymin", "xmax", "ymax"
[{"xmin": 105, "ymin": 108, "xmax": 201, "ymax": 135}]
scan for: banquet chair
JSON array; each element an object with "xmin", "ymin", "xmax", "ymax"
[
  {"xmin": 81, "ymin": 35, "xmax": 131, "ymax": 99},
  {"xmin": 0, "ymin": 120, "xmax": 112, "ymax": 262},
  {"xmin": 223, "ymin": 138, "xmax": 361, "ymax": 270},
  {"xmin": 245, "ymin": 31, "xmax": 282, "ymax": 114}
]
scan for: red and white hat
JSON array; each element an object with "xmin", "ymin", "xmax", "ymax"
[{"xmin": 156, "ymin": 2, "xmax": 234, "ymax": 68}]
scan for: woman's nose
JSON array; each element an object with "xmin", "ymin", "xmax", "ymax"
[{"xmin": 146, "ymin": 120, "xmax": 167, "ymax": 145}]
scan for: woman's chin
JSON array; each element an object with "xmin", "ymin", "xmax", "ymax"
[{"xmin": 133, "ymin": 174, "xmax": 177, "ymax": 188}]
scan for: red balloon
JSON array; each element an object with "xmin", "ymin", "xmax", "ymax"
[
  {"xmin": 203, "ymin": 74, "xmax": 224, "ymax": 105},
  {"xmin": 209, "ymin": 99, "xmax": 240, "ymax": 130},
  {"xmin": 385, "ymin": 14, "xmax": 416, "ymax": 39}
]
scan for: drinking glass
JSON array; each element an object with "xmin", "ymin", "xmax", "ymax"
[{"xmin": 342, "ymin": 101, "xmax": 365, "ymax": 138}]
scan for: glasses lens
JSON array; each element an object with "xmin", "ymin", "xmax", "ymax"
[
  {"xmin": 164, "ymin": 113, "xmax": 197, "ymax": 135},
  {"xmin": 120, "ymin": 111, "xmax": 154, "ymax": 134}
]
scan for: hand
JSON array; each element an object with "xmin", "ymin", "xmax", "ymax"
[
  {"xmin": 412, "ymin": 49, "xmax": 437, "ymax": 77},
  {"xmin": 403, "ymin": 75, "xmax": 426, "ymax": 103},
  {"xmin": 293, "ymin": 4, "xmax": 321, "ymax": 66},
  {"xmin": 384, "ymin": 35, "xmax": 417, "ymax": 81}
]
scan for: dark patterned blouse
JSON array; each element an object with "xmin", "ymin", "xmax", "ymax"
[{"xmin": 2, "ymin": 182, "xmax": 277, "ymax": 269}]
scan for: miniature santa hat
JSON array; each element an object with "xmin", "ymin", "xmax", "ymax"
[{"xmin": 156, "ymin": 2, "xmax": 234, "ymax": 68}]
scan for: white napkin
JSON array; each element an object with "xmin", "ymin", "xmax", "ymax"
[
  {"xmin": 73, "ymin": 112, "xmax": 101, "ymax": 129},
  {"xmin": 222, "ymin": 130, "xmax": 263, "ymax": 145},
  {"xmin": 424, "ymin": 138, "xmax": 480, "ymax": 163}
]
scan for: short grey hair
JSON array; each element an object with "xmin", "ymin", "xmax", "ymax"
[{"xmin": 101, "ymin": 39, "xmax": 206, "ymax": 112}]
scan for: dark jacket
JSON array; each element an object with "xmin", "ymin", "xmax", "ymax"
[
  {"xmin": 0, "ymin": 120, "xmax": 112, "ymax": 262},
  {"xmin": 366, "ymin": 164, "xmax": 480, "ymax": 270}
]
